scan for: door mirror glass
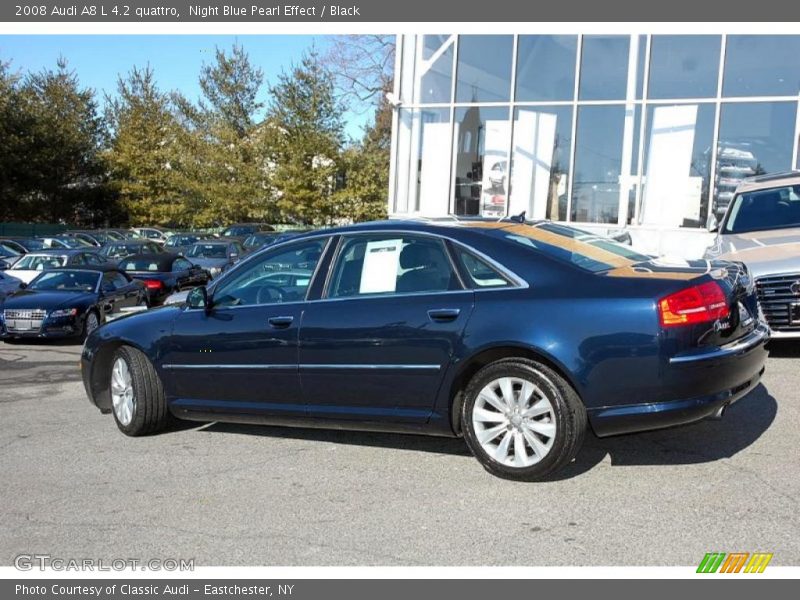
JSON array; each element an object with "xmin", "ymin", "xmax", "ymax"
[{"xmin": 186, "ymin": 286, "xmax": 208, "ymax": 310}]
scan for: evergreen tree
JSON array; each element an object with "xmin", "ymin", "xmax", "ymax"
[
  {"xmin": 173, "ymin": 43, "xmax": 273, "ymax": 226},
  {"xmin": 105, "ymin": 65, "xmax": 184, "ymax": 226},
  {"xmin": 267, "ymin": 50, "xmax": 344, "ymax": 225}
]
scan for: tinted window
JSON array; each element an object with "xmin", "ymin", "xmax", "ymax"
[
  {"xmin": 213, "ymin": 239, "xmax": 326, "ymax": 308},
  {"xmin": 188, "ymin": 244, "xmax": 228, "ymax": 258},
  {"xmin": 84, "ymin": 253, "xmax": 105, "ymax": 265},
  {"xmin": 515, "ymin": 35, "xmax": 577, "ymax": 102},
  {"xmin": 579, "ymin": 36, "xmax": 630, "ymax": 101},
  {"xmin": 724, "ymin": 185, "xmax": 800, "ymax": 234},
  {"xmin": 329, "ymin": 235, "xmax": 459, "ymax": 298},
  {"xmin": 455, "ymin": 35, "xmax": 513, "ymax": 103},
  {"xmin": 723, "ymin": 36, "xmax": 800, "ymax": 97},
  {"xmin": 454, "ymin": 247, "xmax": 511, "ymax": 288},
  {"xmin": 648, "ymin": 35, "xmax": 721, "ymax": 99},
  {"xmin": 112, "ymin": 272, "xmax": 130, "ymax": 288}
]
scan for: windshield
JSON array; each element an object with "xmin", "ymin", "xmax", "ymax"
[
  {"xmin": 723, "ymin": 185, "xmax": 800, "ymax": 234},
  {"xmin": 29, "ymin": 270, "xmax": 99, "ymax": 292},
  {"xmin": 188, "ymin": 244, "xmax": 228, "ymax": 258},
  {"xmin": 120, "ymin": 258, "xmax": 165, "ymax": 272},
  {"xmin": 13, "ymin": 254, "xmax": 66, "ymax": 270},
  {"xmin": 0, "ymin": 243, "xmax": 20, "ymax": 256},
  {"xmin": 495, "ymin": 222, "xmax": 650, "ymax": 273},
  {"xmin": 20, "ymin": 239, "xmax": 46, "ymax": 251},
  {"xmin": 58, "ymin": 237, "xmax": 91, "ymax": 248}
]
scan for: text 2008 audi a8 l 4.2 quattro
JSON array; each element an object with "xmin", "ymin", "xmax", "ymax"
[{"xmin": 80, "ymin": 219, "xmax": 769, "ymax": 480}]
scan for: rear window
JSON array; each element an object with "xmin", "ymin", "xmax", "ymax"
[
  {"xmin": 497, "ymin": 222, "xmax": 649, "ymax": 273},
  {"xmin": 120, "ymin": 259, "xmax": 163, "ymax": 272}
]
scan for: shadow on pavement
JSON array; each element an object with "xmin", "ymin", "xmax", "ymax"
[{"xmin": 191, "ymin": 383, "xmax": 776, "ymax": 480}]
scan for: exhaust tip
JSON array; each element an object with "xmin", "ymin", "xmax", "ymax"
[{"xmin": 710, "ymin": 405, "xmax": 726, "ymax": 420}]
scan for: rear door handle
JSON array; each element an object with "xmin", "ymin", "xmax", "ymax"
[
  {"xmin": 428, "ymin": 308, "xmax": 460, "ymax": 323},
  {"xmin": 268, "ymin": 315, "xmax": 294, "ymax": 329}
]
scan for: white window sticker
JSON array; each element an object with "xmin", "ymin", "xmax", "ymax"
[{"xmin": 359, "ymin": 239, "xmax": 402, "ymax": 294}]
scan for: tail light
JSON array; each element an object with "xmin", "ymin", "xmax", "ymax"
[
  {"xmin": 143, "ymin": 279, "xmax": 164, "ymax": 290},
  {"xmin": 659, "ymin": 281, "xmax": 729, "ymax": 327}
]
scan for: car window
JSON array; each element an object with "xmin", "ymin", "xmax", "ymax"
[
  {"xmin": 173, "ymin": 258, "xmax": 192, "ymax": 272},
  {"xmin": 84, "ymin": 254, "xmax": 105, "ymax": 265},
  {"xmin": 724, "ymin": 185, "xmax": 800, "ymax": 234},
  {"xmin": 453, "ymin": 247, "xmax": 512, "ymax": 288},
  {"xmin": 212, "ymin": 239, "xmax": 327, "ymax": 308},
  {"xmin": 328, "ymin": 235, "xmax": 460, "ymax": 298},
  {"xmin": 71, "ymin": 254, "xmax": 87, "ymax": 266},
  {"xmin": 14, "ymin": 255, "xmax": 66, "ymax": 270},
  {"xmin": 111, "ymin": 272, "xmax": 130, "ymax": 288}
]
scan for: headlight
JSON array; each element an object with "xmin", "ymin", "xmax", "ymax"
[
  {"xmin": 50, "ymin": 308, "xmax": 78, "ymax": 318},
  {"xmin": 209, "ymin": 267, "xmax": 222, "ymax": 277}
]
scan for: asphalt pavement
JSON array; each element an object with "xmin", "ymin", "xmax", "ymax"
[{"xmin": 1, "ymin": 339, "xmax": 798, "ymax": 566}]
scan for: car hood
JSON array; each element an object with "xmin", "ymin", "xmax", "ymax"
[
  {"xmin": 1, "ymin": 289, "xmax": 96, "ymax": 311},
  {"xmin": 706, "ymin": 227, "xmax": 800, "ymax": 279}
]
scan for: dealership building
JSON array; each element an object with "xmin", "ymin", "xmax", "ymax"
[{"xmin": 388, "ymin": 34, "xmax": 800, "ymax": 258}]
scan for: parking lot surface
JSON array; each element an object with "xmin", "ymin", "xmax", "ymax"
[{"xmin": 1, "ymin": 340, "xmax": 798, "ymax": 566}]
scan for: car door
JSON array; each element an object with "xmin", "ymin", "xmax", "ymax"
[
  {"xmin": 298, "ymin": 233, "xmax": 475, "ymax": 423},
  {"xmin": 110, "ymin": 270, "xmax": 140, "ymax": 310},
  {"xmin": 159, "ymin": 237, "xmax": 331, "ymax": 415},
  {"xmin": 98, "ymin": 271, "xmax": 127, "ymax": 318}
]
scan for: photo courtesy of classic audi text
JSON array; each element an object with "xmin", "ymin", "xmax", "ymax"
[{"xmin": 1, "ymin": 0, "xmax": 799, "ymax": 596}]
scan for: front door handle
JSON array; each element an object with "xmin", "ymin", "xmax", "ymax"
[
  {"xmin": 268, "ymin": 315, "xmax": 294, "ymax": 329},
  {"xmin": 428, "ymin": 308, "xmax": 460, "ymax": 323}
]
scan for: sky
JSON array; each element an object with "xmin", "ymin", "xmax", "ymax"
[{"xmin": 0, "ymin": 35, "xmax": 371, "ymax": 139}]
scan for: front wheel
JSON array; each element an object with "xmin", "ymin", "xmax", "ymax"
[
  {"xmin": 82, "ymin": 311, "xmax": 100, "ymax": 340},
  {"xmin": 110, "ymin": 346, "xmax": 171, "ymax": 436},
  {"xmin": 462, "ymin": 358, "xmax": 586, "ymax": 481}
]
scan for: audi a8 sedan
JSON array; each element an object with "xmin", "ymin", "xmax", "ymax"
[{"xmin": 81, "ymin": 219, "xmax": 769, "ymax": 480}]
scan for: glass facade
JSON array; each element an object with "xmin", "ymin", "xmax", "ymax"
[{"xmin": 392, "ymin": 34, "xmax": 800, "ymax": 229}]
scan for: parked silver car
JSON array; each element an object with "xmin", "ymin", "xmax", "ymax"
[{"xmin": 704, "ymin": 171, "xmax": 800, "ymax": 338}]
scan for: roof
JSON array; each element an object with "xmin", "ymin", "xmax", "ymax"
[
  {"xmin": 736, "ymin": 171, "xmax": 800, "ymax": 194},
  {"xmin": 54, "ymin": 264, "xmax": 122, "ymax": 273}
]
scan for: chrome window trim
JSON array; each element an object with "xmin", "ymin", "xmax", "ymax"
[{"xmin": 161, "ymin": 363, "xmax": 441, "ymax": 371}]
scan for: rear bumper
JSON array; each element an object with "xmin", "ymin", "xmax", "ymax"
[{"xmin": 588, "ymin": 324, "xmax": 769, "ymax": 437}]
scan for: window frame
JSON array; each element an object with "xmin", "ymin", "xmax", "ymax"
[{"xmin": 450, "ymin": 243, "xmax": 516, "ymax": 290}]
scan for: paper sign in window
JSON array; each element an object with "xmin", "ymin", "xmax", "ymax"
[{"xmin": 359, "ymin": 239, "xmax": 402, "ymax": 294}]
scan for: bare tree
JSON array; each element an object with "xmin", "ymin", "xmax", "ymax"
[{"xmin": 321, "ymin": 35, "xmax": 395, "ymax": 114}]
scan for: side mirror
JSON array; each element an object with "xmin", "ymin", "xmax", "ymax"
[
  {"xmin": 19, "ymin": 282, "xmax": 27, "ymax": 289},
  {"xmin": 707, "ymin": 214, "xmax": 719, "ymax": 233},
  {"xmin": 186, "ymin": 285, "xmax": 210, "ymax": 312}
]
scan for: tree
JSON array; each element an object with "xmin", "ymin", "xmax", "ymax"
[
  {"xmin": 267, "ymin": 50, "xmax": 344, "ymax": 225},
  {"xmin": 105, "ymin": 66, "xmax": 185, "ymax": 226},
  {"xmin": 0, "ymin": 58, "xmax": 109, "ymax": 223},
  {"xmin": 173, "ymin": 43, "xmax": 274, "ymax": 226},
  {"xmin": 335, "ymin": 92, "xmax": 391, "ymax": 223},
  {"xmin": 322, "ymin": 35, "xmax": 395, "ymax": 114}
]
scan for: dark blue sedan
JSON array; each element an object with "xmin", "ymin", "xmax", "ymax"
[{"xmin": 80, "ymin": 219, "xmax": 769, "ymax": 480}]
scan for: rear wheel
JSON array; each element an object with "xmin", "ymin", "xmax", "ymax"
[
  {"xmin": 462, "ymin": 358, "xmax": 586, "ymax": 481},
  {"xmin": 110, "ymin": 346, "xmax": 171, "ymax": 436}
]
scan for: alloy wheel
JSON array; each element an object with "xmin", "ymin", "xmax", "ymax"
[
  {"xmin": 471, "ymin": 376, "xmax": 556, "ymax": 467},
  {"xmin": 110, "ymin": 357, "xmax": 135, "ymax": 426}
]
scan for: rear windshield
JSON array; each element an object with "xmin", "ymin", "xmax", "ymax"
[
  {"xmin": 188, "ymin": 244, "xmax": 228, "ymax": 258},
  {"xmin": 724, "ymin": 185, "xmax": 800, "ymax": 234},
  {"xmin": 120, "ymin": 259, "xmax": 164, "ymax": 272},
  {"xmin": 496, "ymin": 222, "xmax": 650, "ymax": 273}
]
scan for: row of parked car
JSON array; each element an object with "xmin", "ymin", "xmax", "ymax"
[{"xmin": 0, "ymin": 222, "xmax": 313, "ymax": 341}]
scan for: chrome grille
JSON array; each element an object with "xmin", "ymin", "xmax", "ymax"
[
  {"xmin": 3, "ymin": 309, "xmax": 47, "ymax": 332},
  {"xmin": 755, "ymin": 274, "xmax": 800, "ymax": 331}
]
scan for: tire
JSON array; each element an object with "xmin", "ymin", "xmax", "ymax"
[
  {"xmin": 82, "ymin": 311, "xmax": 100, "ymax": 341},
  {"xmin": 461, "ymin": 358, "xmax": 586, "ymax": 481},
  {"xmin": 109, "ymin": 345, "xmax": 171, "ymax": 436}
]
